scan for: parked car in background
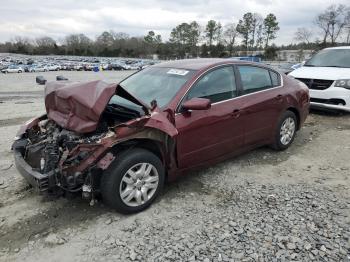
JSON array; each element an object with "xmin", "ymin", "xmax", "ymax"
[
  {"xmin": 13, "ymin": 59, "xmax": 309, "ymax": 214},
  {"xmin": 47, "ymin": 64, "xmax": 61, "ymax": 71},
  {"xmin": 275, "ymin": 63, "xmax": 295, "ymax": 75},
  {"xmin": 62, "ymin": 64, "xmax": 75, "ymax": 71},
  {"xmin": 1, "ymin": 65, "xmax": 24, "ymax": 73},
  {"xmin": 289, "ymin": 46, "xmax": 350, "ymax": 112},
  {"xmin": 28, "ymin": 64, "xmax": 48, "ymax": 72},
  {"xmin": 101, "ymin": 64, "xmax": 109, "ymax": 70},
  {"xmin": 110, "ymin": 63, "xmax": 126, "ymax": 70},
  {"xmin": 291, "ymin": 62, "xmax": 304, "ymax": 70},
  {"xmin": 230, "ymin": 56, "xmax": 262, "ymax": 63},
  {"xmin": 74, "ymin": 64, "xmax": 84, "ymax": 71}
]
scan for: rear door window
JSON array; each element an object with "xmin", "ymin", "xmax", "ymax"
[
  {"xmin": 270, "ymin": 71, "xmax": 280, "ymax": 86},
  {"xmin": 238, "ymin": 66, "xmax": 279, "ymax": 94}
]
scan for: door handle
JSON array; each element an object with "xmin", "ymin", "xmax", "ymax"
[
  {"xmin": 275, "ymin": 94, "xmax": 283, "ymax": 99},
  {"xmin": 230, "ymin": 109, "xmax": 241, "ymax": 118},
  {"xmin": 274, "ymin": 95, "xmax": 283, "ymax": 102}
]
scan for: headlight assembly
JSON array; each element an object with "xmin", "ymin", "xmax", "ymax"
[{"xmin": 334, "ymin": 79, "xmax": 350, "ymax": 89}]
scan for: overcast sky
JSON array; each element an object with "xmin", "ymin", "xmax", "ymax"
[{"xmin": 0, "ymin": 0, "xmax": 348, "ymax": 45}]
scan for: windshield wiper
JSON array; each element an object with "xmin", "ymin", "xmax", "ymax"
[
  {"xmin": 303, "ymin": 65, "xmax": 350, "ymax": 68},
  {"xmin": 321, "ymin": 65, "xmax": 350, "ymax": 68}
]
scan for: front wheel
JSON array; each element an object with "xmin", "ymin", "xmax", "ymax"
[
  {"xmin": 100, "ymin": 148, "xmax": 164, "ymax": 214},
  {"xmin": 271, "ymin": 111, "xmax": 297, "ymax": 150}
]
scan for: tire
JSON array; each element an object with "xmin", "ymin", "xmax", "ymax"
[
  {"xmin": 271, "ymin": 110, "xmax": 297, "ymax": 151},
  {"xmin": 18, "ymin": 70, "xmax": 22, "ymax": 73},
  {"xmin": 101, "ymin": 148, "xmax": 164, "ymax": 214}
]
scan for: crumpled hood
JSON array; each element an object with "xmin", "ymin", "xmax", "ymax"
[{"xmin": 45, "ymin": 80, "xmax": 149, "ymax": 133}]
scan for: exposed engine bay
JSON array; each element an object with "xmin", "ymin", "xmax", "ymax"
[
  {"xmin": 24, "ymin": 104, "xmax": 140, "ymax": 170},
  {"xmin": 17, "ymin": 102, "xmax": 142, "ymax": 195},
  {"xmin": 12, "ymin": 80, "xmax": 178, "ymax": 204},
  {"xmin": 25, "ymin": 119, "xmax": 103, "ymax": 175}
]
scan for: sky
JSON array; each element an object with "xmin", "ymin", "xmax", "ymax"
[{"xmin": 0, "ymin": 0, "xmax": 348, "ymax": 45}]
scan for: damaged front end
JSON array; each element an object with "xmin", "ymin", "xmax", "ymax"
[
  {"xmin": 13, "ymin": 117, "xmax": 114, "ymax": 195},
  {"xmin": 12, "ymin": 80, "xmax": 178, "ymax": 199}
]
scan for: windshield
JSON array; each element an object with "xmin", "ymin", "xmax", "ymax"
[
  {"xmin": 305, "ymin": 49, "xmax": 350, "ymax": 68},
  {"xmin": 116, "ymin": 67, "xmax": 195, "ymax": 108}
]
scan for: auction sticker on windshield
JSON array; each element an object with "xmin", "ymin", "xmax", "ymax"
[{"xmin": 167, "ymin": 69, "xmax": 189, "ymax": 76}]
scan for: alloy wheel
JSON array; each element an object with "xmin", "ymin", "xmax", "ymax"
[{"xmin": 280, "ymin": 117, "xmax": 296, "ymax": 145}]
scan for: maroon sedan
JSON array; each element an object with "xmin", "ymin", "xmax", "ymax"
[{"xmin": 12, "ymin": 59, "xmax": 309, "ymax": 213}]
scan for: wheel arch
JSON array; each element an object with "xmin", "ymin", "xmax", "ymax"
[
  {"xmin": 112, "ymin": 138, "xmax": 166, "ymax": 165},
  {"xmin": 286, "ymin": 107, "xmax": 300, "ymax": 130}
]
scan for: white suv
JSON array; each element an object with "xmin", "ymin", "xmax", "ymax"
[{"xmin": 289, "ymin": 46, "xmax": 350, "ymax": 112}]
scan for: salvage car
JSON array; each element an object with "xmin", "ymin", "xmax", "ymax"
[
  {"xmin": 12, "ymin": 59, "xmax": 309, "ymax": 213},
  {"xmin": 289, "ymin": 46, "xmax": 350, "ymax": 112}
]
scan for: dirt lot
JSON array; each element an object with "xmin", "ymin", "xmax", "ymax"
[{"xmin": 0, "ymin": 71, "xmax": 349, "ymax": 262}]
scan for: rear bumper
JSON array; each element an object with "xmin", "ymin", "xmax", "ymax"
[{"xmin": 13, "ymin": 142, "xmax": 55, "ymax": 192}]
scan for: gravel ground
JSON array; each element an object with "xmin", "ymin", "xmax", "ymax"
[{"xmin": 0, "ymin": 71, "xmax": 349, "ymax": 262}]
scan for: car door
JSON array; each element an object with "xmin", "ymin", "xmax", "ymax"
[
  {"xmin": 175, "ymin": 66, "xmax": 245, "ymax": 169},
  {"xmin": 236, "ymin": 65, "xmax": 285, "ymax": 146}
]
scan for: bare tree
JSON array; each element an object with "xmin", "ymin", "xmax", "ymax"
[
  {"xmin": 12, "ymin": 36, "xmax": 33, "ymax": 54},
  {"xmin": 345, "ymin": 10, "xmax": 350, "ymax": 44},
  {"xmin": 250, "ymin": 13, "xmax": 263, "ymax": 49},
  {"xmin": 35, "ymin": 36, "xmax": 56, "ymax": 54},
  {"xmin": 346, "ymin": 25, "xmax": 350, "ymax": 44},
  {"xmin": 315, "ymin": 4, "xmax": 349, "ymax": 45},
  {"xmin": 255, "ymin": 24, "xmax": 264, "ymax": 49},
  {"xmin": 64, "ymin": 34, "xmax": 92, "ymax": 55},
  {"xmin": 223, "ymin": 23, "xmax": 238, "ymax": 56},
  {"xmin": 294, "ymin": 27, "xmax": 313, "ymax": 44}
]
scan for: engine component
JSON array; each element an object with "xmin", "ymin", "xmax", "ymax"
[{"xmin": 82, "ymin": 184, "xmax": 92, "ymax": 199}]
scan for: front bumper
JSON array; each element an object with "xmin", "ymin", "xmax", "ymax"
[
  {"xmin": 310, "ymin": 102, "xmax": 350, "ymax": 112},
  {"xmin": 309, "ymin": 87, "xmax": 350, "ymax": 112},
  {"xmin": 13, "ymin": 140, "xmax": 55, "ymax": 192}
]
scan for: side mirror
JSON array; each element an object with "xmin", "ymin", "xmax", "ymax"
[{"xmin": 182, "ymin": 98, "xmax": 211, "ymax": 111}]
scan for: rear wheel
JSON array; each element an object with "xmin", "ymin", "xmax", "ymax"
[
  {"xmin": 272, "ymin": 111, "xmax": 297, "ymax": 150},
  {"xmin": 100, "ymin": 148, "xmax": 164, "ymax": 214}
]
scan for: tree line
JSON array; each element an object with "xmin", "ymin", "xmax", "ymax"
[
  {"xmin": 0, "ymin": 12, "xmax": 280, "ymax": 59},
  {"xmin": 1, "ymin": 5, "xmax": 349, "ymax": 60},
  {"xmin": 294, "ymin": 4, "xmax": 350, "ymax": 47}
]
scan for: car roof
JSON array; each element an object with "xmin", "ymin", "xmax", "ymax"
[{"xmin": 154, "ymin": 58, "xmax": 252, "ymax": 70}]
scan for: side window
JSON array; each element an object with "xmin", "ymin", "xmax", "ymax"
[
  {"xmin": 238, "ymin": 66, "xmax": 273, "ymax": 94},
  {"xmin": 186, "ymin": 66, "xmax": 236, "ymax": 103},
  {"xmin": 270, "ymin": 71, "xmax": 280, "ymax": 87}
]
